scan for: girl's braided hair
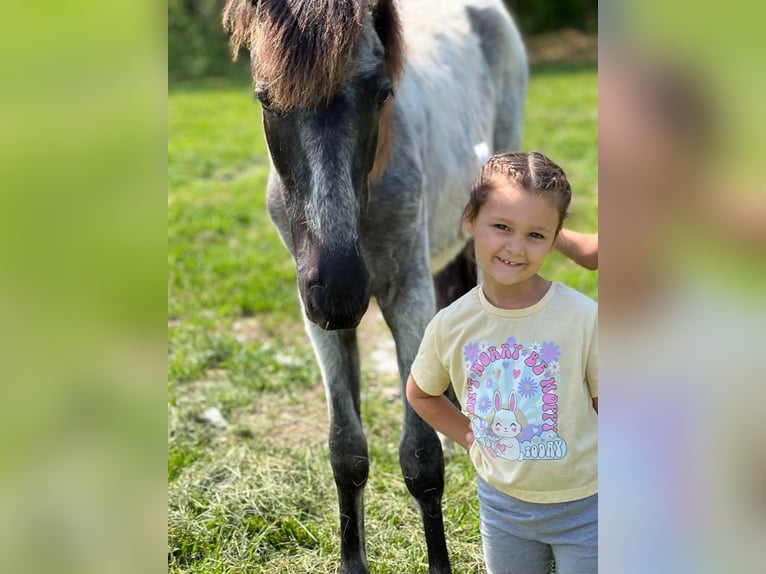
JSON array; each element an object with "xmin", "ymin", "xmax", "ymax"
[{"xmin": 464, "ymin": 151, "xmax": 572, "ymax": 233}]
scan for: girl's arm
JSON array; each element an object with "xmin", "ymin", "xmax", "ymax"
[
  {"xmin": 406, "ymin": 374, "xmax": 473, "ymax": 450},
  {"xmin": 555, "ymin": 229, "xmax": 599, "ymax": 270}
]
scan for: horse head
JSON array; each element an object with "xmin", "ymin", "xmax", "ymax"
[{"xmin": 225, "ymin": 0, "xmax": 403, "ymax": 330}]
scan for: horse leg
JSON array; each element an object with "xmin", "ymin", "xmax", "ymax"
[
  {"xmin": 305, "ymin": 322, "xmax": 369, "ymax": 574},
  {"xmin": 378, "ymin": 276, "xmax": 452, "ymax": 574}
]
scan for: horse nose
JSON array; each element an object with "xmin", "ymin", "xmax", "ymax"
[
  {"xmin": 301, "ymin": 246, "xmax": 370, "ymax": 330},
  {"xmin": 306, "ymin": 281, "xmax": 368, "ymax": 330}
]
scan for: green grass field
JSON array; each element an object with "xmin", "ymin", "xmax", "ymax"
[{"xmin": 168, "ymin": 63, "xmax": 597, "ymax": 573}]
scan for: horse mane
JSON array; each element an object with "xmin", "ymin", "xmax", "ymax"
[
  {"xmin": 223, "ymin": 0, "xmax": 403, "ymax": 109},
  {"xmin": 369, "ymin": 0, "xmax": 402, "ymax": 182},
  {"xmin": 371, "ymin": 0, "xmax": 403, "ymax": 90}
]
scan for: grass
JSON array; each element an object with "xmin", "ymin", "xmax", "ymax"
[{"xmin": 168, "ymin": 63, "xmax": 597, "ymax": 573}]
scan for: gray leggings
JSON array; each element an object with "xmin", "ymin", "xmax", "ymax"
[{"xmin": 478, "ymin": 478, "xmax": 598, "ymax": 574}]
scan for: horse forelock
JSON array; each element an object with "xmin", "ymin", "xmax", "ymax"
[
  {"xmin": 223, "ymin": 0, "xmax": 403, "ymax": 112},
  {"xmin": 223, "ymin": 0, "xmax": 362, "ymax": 111}
]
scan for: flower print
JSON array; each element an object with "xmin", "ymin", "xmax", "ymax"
[
  {"xmin": 464, "ymin": 359, "xmax": 472, "ymax": 370},
  {"xmin": 504, "ymin": 336, "xmax": 517, "ymax": 348},
  {"xmin": 548, "ymin": 361, "xmax": 561, "ymax": 375},
  {"xmin": 521, "ymin": 347, "xmax": 529, "ymax": 356},
  {"xmin": 542, "ymin": 430, "xmax": 557, "ymax": 442},
  {"xmin": 464, "ymin": 341, "xmax": 480, "ymax": 362},
  {"xmin": 471, "ymin": 417, "xmax": 490, "ymax": 442},
  {"xmin": 472, "ymin": 416, "xmax": 488, "ymax": 433},
  {"xmin": 530, "ymin": 342, "xmax": 542, "ymax": 354},
  {"xmin": 478, "ymin": 341, "xmax": 490, "ymax": 353},
  {"xmin": 541, "ymin": 342, "xmax": 560, "ymax": 363},
  {"xmin": 485, "ymin": 378, "xmax": 494, "ymax": 389},
  {"xmin": 477, "ymin": 394, "xmax": 492, "ymax": 415},
  {"xmin": 517, "ymin": 377, "xmax": 538, "ymax": 399},
  {"xmin": 518, "ymin": 424, "xmax": 541, "ymax": 442},
  {"xmin": 532, "ymin": 436, "xmax": 541, "ymax": 445}
]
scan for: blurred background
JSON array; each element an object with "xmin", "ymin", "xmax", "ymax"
[{"xmin": 598, "ymin": 2, "xmax": 766, "ymax": 573}]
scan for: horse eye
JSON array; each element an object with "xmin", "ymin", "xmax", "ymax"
[
  {"xmin": 376, "ymin": 86, "xmax": 394, "ymax": 109},
  {"xmin": 254, "ymin": 86, "xmax": 273, "ymax": 108},
  {"xmin": 255, "ymin": 87, "xmax": 289, "ymax": 118}
]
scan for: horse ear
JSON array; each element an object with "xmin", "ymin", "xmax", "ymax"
[
  {"xmin": 372, "ymin": 0, "xmax": 403, "ymax": 84},
  {"xmin": 494, "ymin": 392, "xmax": 501, "ymax": 412},
  {"xmin": 509, "ymin": 392, "xmax": 516, "ymax": 411}
]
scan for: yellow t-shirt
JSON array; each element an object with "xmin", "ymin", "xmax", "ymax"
[{"xmin": 410, "ymin": 282, "xmax": 598, "ymax": 503}]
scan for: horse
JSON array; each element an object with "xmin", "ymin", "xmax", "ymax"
[{"xmin": 222, "ymin": 1, "xmax": 527, "ymax": 571}]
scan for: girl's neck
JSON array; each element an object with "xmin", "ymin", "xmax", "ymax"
[{"xmin": 481, "ymin": 275, "xmax": 551, "ymax": 310}]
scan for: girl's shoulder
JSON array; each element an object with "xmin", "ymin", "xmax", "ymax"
[{"xmin": 550, "ymin": 282, "xmax": 597, "ymax": 316}]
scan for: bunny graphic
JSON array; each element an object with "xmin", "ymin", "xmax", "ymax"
[{"xmin": 490, "ymin": 391, "xmax": 526, "ymax": 461}]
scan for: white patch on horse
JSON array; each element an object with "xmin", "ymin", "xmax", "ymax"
[{"xmin": 300, "ymin": 123, "xmax": 358, "ymax": 249}]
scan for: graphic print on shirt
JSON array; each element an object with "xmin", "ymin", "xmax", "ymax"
[{"xmin": 463, "ymin": 337, "xmax": 567, "ymax": 461}]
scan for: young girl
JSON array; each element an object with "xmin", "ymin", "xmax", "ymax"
[{"xmin": 406, "ymin": 151, "xmax": 597, "ymax": 573}]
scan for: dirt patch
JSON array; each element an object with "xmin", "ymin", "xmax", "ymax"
[
  {"xmin": 230, "ymin": 313, "xmax": 308, "ymax": 346},
  {"xmin": 250, "ymin": 384, "xmax": 329, "ymax": 448},
  {"xmin": 238, "ymin": 300, "xmax": 402, "ymax": 448},
  {"xmin": 525, "ymin": 28, "xmax": 598, "ymax": 65},
  {"xmin": 358, "ymin": 300, "xmax": 402, "ymax": 400},
  {"xmin": 231, "ymin": 317, "xmax": 271, "ymax": 344}
]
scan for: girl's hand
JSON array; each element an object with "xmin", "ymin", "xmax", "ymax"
[{"xmin": 555, "ymin": 229, "xmax": 598, "ymax": 270}]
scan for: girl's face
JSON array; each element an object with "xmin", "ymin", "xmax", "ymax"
[{"xmin": 465, "ymin": 184, "xmax": 559, "ymax": 301}]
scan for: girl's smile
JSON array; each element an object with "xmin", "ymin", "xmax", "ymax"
[{"xmin": 496, "ymin": 257, "xmax": 524, "ymax": 266}]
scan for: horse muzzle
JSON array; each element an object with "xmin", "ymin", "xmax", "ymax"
[{"xmin": 298, "ymin": 245, "xmax": 370, "ymax": 330}]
